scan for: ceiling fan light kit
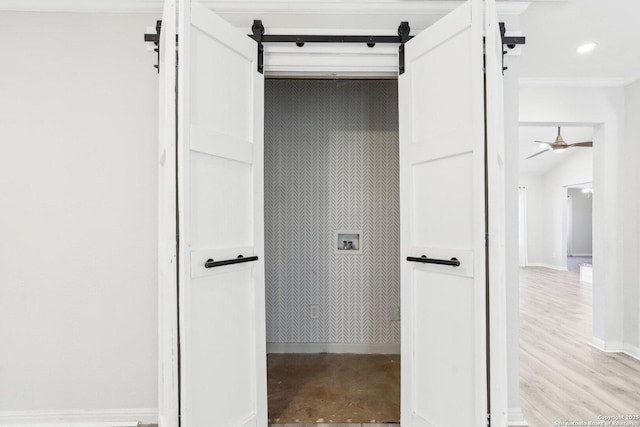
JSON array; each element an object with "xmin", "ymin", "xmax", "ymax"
[
  {"xmin": 576, "ymin": 42, "xmax": 597, "ymax": 54},
  {"xmin": 526, "ymin": 127, "xmax": 593, "ymax": 159}
]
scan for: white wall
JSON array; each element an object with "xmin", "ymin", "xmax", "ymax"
[
  {"xmin": 520, "ymin": 148, "xmax": 593, "ymax": 268},
  {"xmin": 568, "ymin": 188, "xmax": 593, "ymax": 256},
  {"xmin": 520, "ymin": 84, "xmax": 627, "ymax": 355},
  {"xmin": 503, "ymin": 53, "xmax": 526, "ymax": 425},
  {"xmin": 0, "ymin": 12, "xmax": 159, "ymax": 422},
  {"xmin": 623, "ymin": 78, "xmax": 640, "ymax": 354},
  {"xmin": 518, "ymin": 175, "xmax": 544, "ymax": 265}
]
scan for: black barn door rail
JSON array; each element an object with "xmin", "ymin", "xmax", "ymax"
[
  {"xmin": 145, "ymin": 20, "xmax": 524, "ymax": 74},
  {"xmin": 205, "ymin": 255, "xmax": 259, "ymax": 268},
  {"xmin": 407, "ymin": 255, "xmax": 460, "ymax": 267},
  {"xmin": 249, "ymin": 19, "xmax": 413, "ymax": 74}
]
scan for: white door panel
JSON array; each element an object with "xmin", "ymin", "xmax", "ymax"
[
  {"xmin": 189, "ymin": 151, "xmax": 254, "ymax": 249},
  {"xmin": 178, "ymin": 0, "xmax": 267, "ymax": 426},
  {"xmin": 158, "ymin": 1, "xmax": 179, "ymax": 427},
  {"xmin": 485, "ymin": 0, "xmax": 509, "ymax": 425},
  {"xmin": 412, "ymin": 270, "xmax": 476, "ymax": 427},
  {"xmin": 411, "ymin": 154, "xmax": 474, "ymax": 249},
  {"xmin": 399, "ymin": 0, "xmax": 487, "ymax": 426}
]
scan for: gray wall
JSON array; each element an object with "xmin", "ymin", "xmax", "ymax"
[
  {"xmin": 0, "ymin": 12, "xmax": 159, "ymax": 417},
  {"xmin": 568, "ymin": 188, "xmax": 593, "ymax": 256},
  {"xmin": 264, "ymin": 80, "xmax": 400, "ymax": 347}
]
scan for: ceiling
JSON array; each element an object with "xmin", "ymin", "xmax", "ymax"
[
  {"xmin": 1, "ymin": 0, "xmax": 638, "ymax": 84},
  {"xmin": 519, "ymin": 125, "xmax": 594, "ymax": 176},
  {"xmin": 519, "ymin": 0, "xmax": 640, "ymax": 84}
]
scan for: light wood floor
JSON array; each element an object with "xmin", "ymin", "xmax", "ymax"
[{"xmin": 520, "ymin": 267, "xmax": 640, "ymax": 426}]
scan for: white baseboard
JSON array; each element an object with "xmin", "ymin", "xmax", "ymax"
[
  {"xmin": 0, "ymin": 424, "xmax": 136, "ymax": 427},
  {"xmin": 267, "ymin": 342, "xmax": 400, "ymax": 354},
  {"xmin": 0, "ymin": 408, "xmax": 157, "ymax": 426},
  {"xmin": 623, "ymin": 343, "xmax": 640, "ymax": 361},
  {"xmin": 508, "ymin": 408, "xmax": 529, "ymax": 426},
  {"xmin": 526, "ymin": 263, "xmax": 568, "ymax": 271},
  {"xmin": 589, "ymin": 337, "xmax": 640, "ymax": 361},
  {"xmin": 569, "ymin": 253, "xmax": 592, "ymax": 257},
  {"xmin": 590, "ymin": 336, "xmax": 623, "ymax": 352}
]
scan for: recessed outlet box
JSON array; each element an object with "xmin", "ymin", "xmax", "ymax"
[
  {"xmin": 335, "ymin": 230, "xmax": 362, "ymax": 254},
  {"xmin": 310, "ymin": 304, "xmax": 320, "ymax": 319}
]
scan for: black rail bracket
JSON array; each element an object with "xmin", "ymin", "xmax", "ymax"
[
  {"xmin": 144, "ymin": 20, "xmax": 162, "ymax": 73},
  {"xmin": 251, "ymin": 19, "xmax": 265, "ymax": 74},
  {"xmin": 498, "ymin": 22, "xmax": 526, "ymax": 74},
  {"xmin": 398, "ymin": 21, "xmax": 411, "ymax": 75}
]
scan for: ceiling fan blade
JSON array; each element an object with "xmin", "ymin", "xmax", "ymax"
[
  {"xmin": 533, "ymin": 140, "xmax": 553, "ymax": 145},
  {"xmin": 526, "ymin": 149, "xmax": 550, "ymax": 159},
  {"xmin": 568, "ymin": 141, "xmax": 593, "ymax": 147}
]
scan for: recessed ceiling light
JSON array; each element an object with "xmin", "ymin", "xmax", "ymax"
[{"xmin": 576, "ymin": 42, "xmax": 597, "ymax": 54}]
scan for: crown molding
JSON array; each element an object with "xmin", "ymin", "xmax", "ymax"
[
  {"xmin": 0, "ymin": 0, "xmax": 161, "ymax": 13},
  {"xmin": 625, "ymin": 73, "xmax": 640, "ymax": 87},
  {"xmin": 496, "ymin": 1, "xmax": 530, "ymax": 16},
  {"xmin": 212, "ymin": 1, "xmax": 466, "ymax": 15},
  {"xmin": 519, "ymin": 77, "xmax": 627, "ymax": 88},
  {"xmin": 0, "ymin": 0, "xmax": 530, "ymax": 16}
]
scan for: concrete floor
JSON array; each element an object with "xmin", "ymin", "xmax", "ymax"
[
  {"xmin": 143, "ymin": 422, "xmax": 400, "ymax": 426},
  {"xmin": 267, "ymin": 353, "xmax": 400, "ymax": 424}
]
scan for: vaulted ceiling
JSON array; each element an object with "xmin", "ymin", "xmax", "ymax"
[{"xmin": 519, "ymin": 126, "xmax": 594, "ymax": 176}]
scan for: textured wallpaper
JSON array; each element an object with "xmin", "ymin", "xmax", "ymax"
[{"xmin": 264, "ymin": 80, "xmax": 400, "ymax": 345}]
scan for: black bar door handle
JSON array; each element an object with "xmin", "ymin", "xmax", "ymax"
[
  {"xmin": 205, "ymin": 255, "xmax": 259, "ymax": 268},
  {"xmin": 407, "ymin": 255, "xmax": 460, "ymax": 267}
]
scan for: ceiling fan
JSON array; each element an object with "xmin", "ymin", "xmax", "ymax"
[{"xmin": 527, "ymin": 127, "xmax": 593, "ymax": 159}]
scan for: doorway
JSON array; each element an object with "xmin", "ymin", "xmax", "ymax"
[
  {"xmin": 263, "ymin": 79, "xmax": 401, "ymax": 424},
  {"xmin": 518, "ymin": 125, "xmax": 594, "ymax": 271},
  {"xmin": 566, "ymin": 184, "xmax": 593, "ymax": 275},
  {"xmin": 516, "ymin": 123, "xmax": 616, "ymax": 425},
  {"xmin": 159, "ymin": 1, "xmax": 506, "ymax": 425}
]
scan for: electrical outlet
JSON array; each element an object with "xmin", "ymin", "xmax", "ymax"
[
  {"xmin": 310, "ymin": 304, "xmax": 319, "ymax": 319},
  {"xmin": 390, "ymin": 305, "xmax": 400, "ymax": 321}
]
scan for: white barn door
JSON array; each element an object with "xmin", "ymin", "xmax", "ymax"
[
  {"xmin": 399, "ymin": 0, "xmax": 490, "ymax": 425},
  {"xmin": 157, "ymin": 1, "xmax": 179, "ymax": 426},
  {"xmin": 485, "ymin": 0, "xmax": 509, "ymax": 425},
  {"xmin": 177, "ymin": 1, "xmax": 267, "ymax": 426}
]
